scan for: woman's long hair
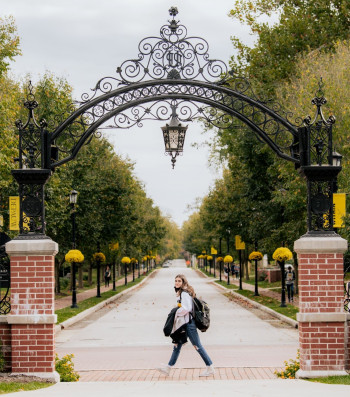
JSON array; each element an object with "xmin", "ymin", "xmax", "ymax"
[{"xmin": 175, "ymin": 274, "xmax": 196, "ymax": 297}]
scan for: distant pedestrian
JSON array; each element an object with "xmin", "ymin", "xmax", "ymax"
[
  {"xmin": 285, "ymin": 265, "xmax": 295, "ymax": 303},
  {"xmin": 230, "ymin": 263, "xmax": 235, "ymax": 278},
  {"xmin": 104, "ymin": 266, "xmax": 111, "ymax": 287},
  {"xmin": 233, "ymin": 264, "xmax": 239, "ymax": 279},
  {"xmin": 157, "ymin": 274, "xmax": 214, "ymax": 377}
]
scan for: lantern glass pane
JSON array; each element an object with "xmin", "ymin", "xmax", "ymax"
[{"xmin": 169, "ymin": 130, "xmax": 179, "ymax": 150}]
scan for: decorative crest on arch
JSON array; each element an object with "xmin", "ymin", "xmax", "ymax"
[{"xmin": 82, "ymin": 6, "xmax": 230, "ymax": 101}]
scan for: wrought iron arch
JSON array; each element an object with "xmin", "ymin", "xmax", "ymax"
[{"xmin": 12, "ymin": 6, "xmax": 340, "ymax": 239}]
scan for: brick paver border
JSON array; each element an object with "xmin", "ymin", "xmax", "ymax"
[{"xmin": 78, "ymin": 367, "xmax": 282, "ymax": 382}]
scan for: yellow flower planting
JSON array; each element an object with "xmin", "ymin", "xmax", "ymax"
[
  {"xmin": 224, "ymin": 255, "xmax": 233, "ymax": 263},
  {"xmin": 130, "ymin": 257, "xmax": 138, "ymax": 263},
  {"xmin": 275, "ymin": 351, "xmax": 300, "ymax": 379},
  {"xmin": 93, "ymin": 252, "xmax": 106, "ymax": 262},
  {"xmin": 207, "ymin": 255, "xmax": 213, "ymax": 261},
  {"xmin": 273, "ymin": 247, "xmax": 293, "ymax": 262},
  {"xmin": 65, "ymin": 250, "xmax": 84, "ymax": 263},
  {"xmin": 121, "ymin": 256, "xmax": 131, "ymax": 264},
  {"xmin": 249, "ymin": 251, "xmax": 263, "ymax": 261},
  {"xmin": 198, "ymin": 254, "xmax": 204, "ymax": 259},
  {"xmin": 143, "ymin": 255, "xmax": 148, "ymax": 261},
  {"xmin": 216, "ymin": 257, "xmax": 224, "ymax": 262}
]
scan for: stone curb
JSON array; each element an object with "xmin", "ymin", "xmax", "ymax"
[
  {"xmin": 196, "ymin": 269, "xmax": 298, "ymax": 329},
  {"xmin": 55, "ymin": 269, "xmax": 159, "ymax": 335}
]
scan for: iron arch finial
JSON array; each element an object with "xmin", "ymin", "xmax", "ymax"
[{"xmin": 169, "ymin": 6, "xmax": 178, "ymax": 17}]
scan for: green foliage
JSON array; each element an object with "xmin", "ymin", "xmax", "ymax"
[
  {"xmin": 55, "ymin": 354, "xmax": 80, "ymax": 382},
  {"xmin": 0, "ymin": 16, "xmax": 21, "ymax": 77},
  {"xmin": 275, "ymin": 351, "xmax": 300, "ymax": 379},
  {"xmin": 308, "ymin": 375, "xmax": 350, "ymax": 385},
  {"xmin": 0, "ymin": 381, "xmax": 53, "ymax": 394},
  {"xmin": 229, "ymin": 0, "xmax": 350, "ymax": 93}
]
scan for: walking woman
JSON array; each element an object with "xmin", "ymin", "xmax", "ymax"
[{"xmin": 157, "ymin": 274, "xmax": 214, "ymax": 377}]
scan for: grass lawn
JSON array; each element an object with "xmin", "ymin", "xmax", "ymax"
[
  {"xmin": 216, "ymin": 281, "xmax": 299, "ymax": 320},
  {"xmin": 55, "ymin": 272, "xmax": 151, "ymax": 323},
  {"xmin": 307, "ymin": 375, "xmax": 350, "ymax": 385},
  {"xmin": 0, "ymin": 382, "xmax": 53, "ymax": 394},
  {"xmin": 56, "ymin": 270, "xmax": 136, "ymax": 299}
]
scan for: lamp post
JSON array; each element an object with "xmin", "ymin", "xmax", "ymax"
[
  {"xmin": 280, "ymin": 260, "xmax": 287, "ymax": 307},
  {"xmin": 161, "ymin": 103, "xmax": 188, "ymax": 168},
  {"xmin": 226, "ymin": 229, "xmax": 231, "ymax": 286},
  {"xmin": 96, "ymin": 242, "xmax": 101, "ymax": 298},
  {"xmin": 70, "ymin": 189, "xmax": 78, "ymax": 308},
  {"xmin": 254, "ymin": 240, "xmax": 259, "ymax": 297}
]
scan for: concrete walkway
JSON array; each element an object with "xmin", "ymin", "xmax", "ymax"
[
  {"xmin": 23, "ymin": 260, "xmax": 349, "ymax": 396},
  {"xmin": 56, "ymin": 260, "xmax": 298, "ymax": 377},
  {"xmin": 17, "ymin": 379, "xmax": 350, "ymax": 397}
]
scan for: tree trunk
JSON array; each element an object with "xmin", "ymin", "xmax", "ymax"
[{"xmin": 88, "ymin": 262, "xmax": 92, "ymax": 285}]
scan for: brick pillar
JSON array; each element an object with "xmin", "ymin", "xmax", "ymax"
[
  {"xmin": 294, "ymin": 236, "xmax": 348, "ymax": 378},
  {"xmin": 5, "ymin": 239, "xmax": 59, "ymax": 382}
]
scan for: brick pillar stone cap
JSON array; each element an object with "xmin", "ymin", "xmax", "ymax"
[
  {"xmin": 5, "ymin": 239, "xmax": 58, "ymax": 256},
  {"xmin": 294, "ymin": 235, "xmax": 347, "ymax": 254}
]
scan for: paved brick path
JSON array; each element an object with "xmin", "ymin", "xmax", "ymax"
[
  {"xmin": 55, "ymin": 272, "xmax": 148, "ymax": 310},
  {"xmin": 78, "ymin": 366, "xmax": 282, "ymax": 381}
]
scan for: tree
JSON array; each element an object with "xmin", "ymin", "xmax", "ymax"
[
  {"xmin": 229, "ymin": 0, "xmax": 350, "ymax": 93},
  {"xmin": 0, "ymin": 16, "xmax": 21, "ymax": 77}
]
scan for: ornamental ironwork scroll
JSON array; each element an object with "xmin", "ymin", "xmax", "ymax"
[
  {"xmin": 13, "ymin": 83, "xmax": 52, "ymax": 238},
  {"xmin": 298, "ymin": 80, "xmax": 340, "ymax": 235},
  {"xmin": 0, "ymin": 234, "xmax": 11, "ymax": 314}
]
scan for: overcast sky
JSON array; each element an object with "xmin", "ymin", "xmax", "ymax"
[{"xmin": 1, "ymin": 0, "xmax": 255, "ymax": 226}]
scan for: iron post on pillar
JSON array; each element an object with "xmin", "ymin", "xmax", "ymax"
[{"xmin": 297, "ymin": 80, "xmax": 342, "ymax": 236}]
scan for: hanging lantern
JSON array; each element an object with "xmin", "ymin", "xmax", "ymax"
[{"xmin": 161, "ymin": 104, "xmax": 188, "ymax": 168}]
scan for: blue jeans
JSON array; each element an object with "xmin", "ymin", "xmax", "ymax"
[
  {"xmin": 168, "ymin": 320, "xmax": 213, "ymax": 366},
  {"xmin": 287, "ymin": 283, "xmax": 294, "ymax": 301}
]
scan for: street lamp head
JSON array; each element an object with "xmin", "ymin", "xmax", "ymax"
[
  {"xmin": 69, "ymin": 189, "xmax": 78, "ymax": 205},
  {"xmin": 332, "ymin": 149, "xmax": 342, "ymax": 167},
  {"xmin": 161, "ymin": 105, "xmax": 188, "ymax": 168}
]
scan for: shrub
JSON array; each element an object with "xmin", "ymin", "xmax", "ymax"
[
  {"xmin": 55, "ymin": 354, "xmax": 80, "ymax": 382},
  {"xmin": 83, "ymin": 274, "xmax": 88, "ymax": 281},
  {"xmin": 59, "ymin": 278, "xmax": 69, "ymax": 290},
  {"xmin": 275, "ymin": 351, "xmax": 300, "ymax": 379}
]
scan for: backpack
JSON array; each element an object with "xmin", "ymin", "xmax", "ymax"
[{"xmin": 192, "ymin": 297, "xmax": 210, "ymax": 332}]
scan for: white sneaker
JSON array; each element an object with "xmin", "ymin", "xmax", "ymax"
[
  {"xmin": 156, "ymin": 364, "xmax": 171, "ymax": 376},
  {"xmin": 200, "ymin": 365, "xmax": 215, "ymax": 377}
]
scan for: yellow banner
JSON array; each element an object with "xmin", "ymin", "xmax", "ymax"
[
  {"xmin": 211, "ymin": 247, "xmax": 217, "ymax": 255},
  {"xmin": 235, "ymin": 235, "xmax": 245, "ymax": 250},
  {"xmin": 0, "ymin": 214, "xmax": 3, "ymax": 227},
  {"xmin": 9, "ymin": 196, "xmax": 20, "ymax": 230},
  {"xmin": 333, "ymin": 193, "xmax": 346, "ymax": 228}
]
